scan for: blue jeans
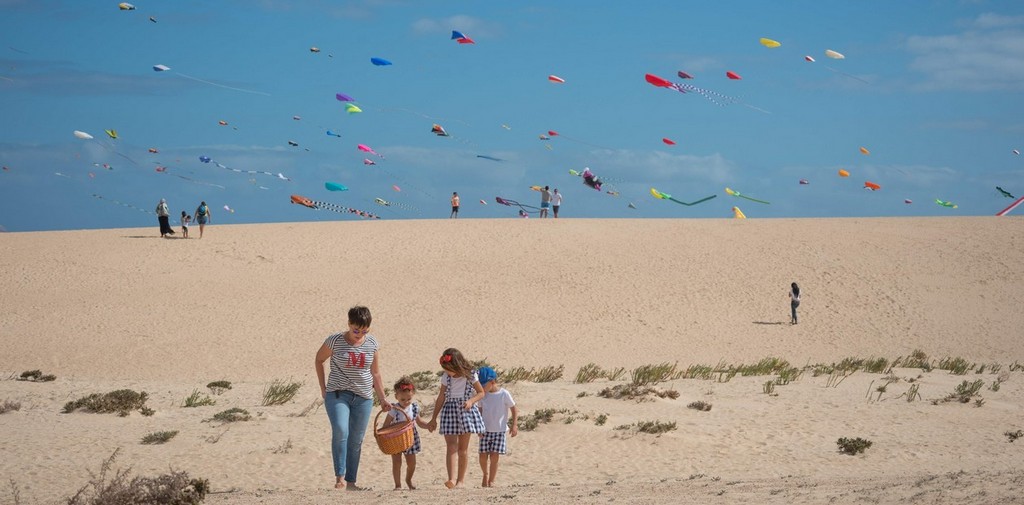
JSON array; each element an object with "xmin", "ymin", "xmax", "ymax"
[{"xmin": 324, "ymin": 390, "xmax": 374, "ymax": 482}]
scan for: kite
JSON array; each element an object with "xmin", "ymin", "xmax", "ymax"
[
  {"xmin": 725, "ymin": 187, "xmax": 770, "ymax": 204},
  {"xmin": 495, "ymin": 196, "xmax": 541, "ymax": 215},
  {"xmin": 1014, "ymin": 149, "xmax": 1020, "ymax": 155},
  {"xmin": 479, "ymin": 199, "xmax": 486, "ymax": 205},
  {"xmin": 345, "ymin": 103, "xmax": 362, "ymax": 114},
  {"xmin": 649, "ymin": 187, "xmax": 716, "ymax": 206},
  {"xmin": 310, "ymin": 47, "xmax": 320, "ymax": 53},
  {"xmin": 325, "ymin": 182, "xmax": 348, "ymax": 192},
  {"xmin": 104, "ymin": 129, "xmax": 118, "ymax": 139},
  {"xmin": 544, "ymin": 129, "xmax": 614, "ymax": 150},
  {"xmin": 290, "ymin": 194, "xmax": 380, "ymax": 219},
  {"xmin": 677, "ymin": 71, "xmax": 693, "ymax": 79},
  {"xmin": 73, "ymin": 130, "xmax": 94, "ymax": 140},
  {"xmin": 287, "ymin": 140, "xmax": 299, "ymax": 147},
  {"xmin": 859, "ymin": 147, "xmax": 870, "ymax": 155},
  {"xmin": 199, "ymin": 156, "xmax": 291, "ymax": 181},
  {"xmin": 373, "ymin": 197, "xmax": 418, "ymax": 212},
  {"xmin": 118, "ymin": 3, "xmax": 135, "ymax": 10},
  {"xmin": 293, "ymin": 115, "xmax": 301, "ymax": 121},
  {"xmin": 863, "ymin": 181, "xmax": 881, "ymax": 191},
  {"xmin": 363, "ymin": 158, "xmax": 376, "ymax": 165},
  {"xmin": 149, "ymin": 16, "xmax": 156, "ymax": 22},
  {"xmin": 431, "ymin": 124, "xmax": 449, "ymax": 136},
  {"xmin": 825, "ymin": 49, "xmax": 845, "ymax": 59},
  {"xmin": 370, "ymin": 57, "xmax": 392, "ymax": 66},
  {"xmin": 74, "ymin": 130, "xmax": 138, "ymax": 165},
  {"xmin": 91, "ymin": 194, "xmax": 156, "ymax": 216},
  {"xmin": 838, "ymin": 169, "xmax": 850, "ymax": 177},
  {"xmin": 358, "ymin": 144, "xmax": 383, "ymax": 158},
  {"xmin": 223, "ymin": 205, "xmax": 234, "ymax": 213},
  {"xmin": 152, "ymin": 63, "xmax": 270, "ymax": 96},
  {"xmin": 579, "ymin": 167, "xmax": 603, "ymax": 191},
  {"xmin": 548, "ymin": 75, "xmax": 565, "ymax": 83},
  {"xmin": 451, "ymin": 31, "xmax": 475, "ymax": 44},
  {"xmin": 645, "ymin": 73, "xmax": 769, "ymax": 113},
  {"xmin": 336, "ymin": 93, "xmax": 355, "ymax": 102},
  {"xmin": 935, "ymin": 199, "xmax": 958, "ymax": 209},
  {"xmin": 726, "ymin": 71, "xmax": 742, "ymax": 80},
  {"xmin": 804, "ymin": 56, "xmax": 815, "ymax": 62},
  {"xmin": 799, "ymin": 179, "xmax": 810, "ymax": 185},
  {"xmin": 326, "ymin": 130, "xmax": 342, "ymax": 137},
  {"xmin": 996, "ymin": 196, "xmax": 1024, "ymax": 216},
  {"xmin": 148, "ymin": 148, "xmax": 158, "ymax": 153},
  {"xmin": 759, "ymin": 38, "xmax": 781, "ymax": 48},
  {"xmin": 538, "ymin": 134, "xmax": 551, "ymax": 141},
  {"xmin": 805, "ymin": 51, "xmax": 869, "ymax": 84},
  {"xmin": 476, "ymin": 155, "xmax": 503, "ymax": 162},
  {"xmin": 628, "ymin": 203, "xmax": 637, "ymax": 209},
  {"xmin": 662, "ymin": 138, "xmax": 676, "ymax": 145},
  {"xmin": 905, "ymin": 199, "xmax": 913, "ymax": 204},
  {"xmin": 732, "ymin": 207, "xmax": 747, "ymax": 219},
  {"xmin": 996, "ymin": 186, "xmax": 1015, "ymax": 199},
  {"xmin": 392, "ymin": 185, "xmax": 401, "ymax": 192},
  {"xmin": 218, "ymin": 120, "xmax": 229, "ymax": 126}
]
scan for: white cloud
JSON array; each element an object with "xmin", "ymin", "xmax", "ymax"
[{"xmin": 906, "ymin": 14, "xmax": 1024, "ymax": 91}]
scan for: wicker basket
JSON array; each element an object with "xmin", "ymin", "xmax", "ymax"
[{"xmin": 373, "ymin": 409, "xmax": 415, "ymax": 455}]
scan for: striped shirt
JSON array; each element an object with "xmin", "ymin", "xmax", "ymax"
[{"xmin": 324, "ymin": 333, "xmax": 378, "ymax": 399}]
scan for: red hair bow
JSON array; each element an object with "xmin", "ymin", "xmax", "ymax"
[
  {"xmin": 397, "ymin": 383, "xmax": 415, "ymax": 391},
  {"xmin": 440, "ymin": 354, "xmax": 452, "ymax": 364}
]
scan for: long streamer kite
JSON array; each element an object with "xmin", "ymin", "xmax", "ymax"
[
  {"xmin": 374, "ymin": 197, "xmax": 418, "ymax": 213},
  {"xmin": 649, "ymin": 187, "xmax": 717, "ymax": 206},
  {"xmin": 725, "ymin": 187, "xmax": 770, "ymax": 204},
  {"xmin": 495, "ymin": 196, "xmax": 541, "ymax": 215},
  {"xmin": 644, "ymin": 73, "xmax": 770, "ymax": 114},
  {"xmin": 290, "ymin": 194, "xmax": 380, "ymax": 219},
  {"xmin": 996, "ymin": 196, "xmax": 1023, "ymax": 216},
  {"xmin": 92, "ymin": 193, "xmax": 155, "ymax": 216},
  {"xmin": 199, "ymin": 156, "xmax": 291, "ymax": 181}
]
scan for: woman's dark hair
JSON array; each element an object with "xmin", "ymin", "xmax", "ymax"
[
  {"xmin": 348, "ymin": 306, "xmax": 372, "ymax": 328},
  {"xmin": 791, "ymin": 282, "xmax": 800, "ymax": 297}
]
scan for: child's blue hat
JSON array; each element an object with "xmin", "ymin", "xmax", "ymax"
[{"xmin": 478, "ymin": 366, "xmax": 497, "ymax": 386}]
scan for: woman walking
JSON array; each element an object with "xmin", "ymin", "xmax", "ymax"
[
  {"xmin": 789, "ymin": 282, "xmax": 801, "ymax": 324},
  {"xmin": 155, "ymin": 198, "xmax": 174, "ymax": 238}
]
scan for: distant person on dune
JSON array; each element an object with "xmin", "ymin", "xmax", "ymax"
[
  {"xmin": 789, "ymin": 282, "xmax": 801, "ymax": 324},
  {"xmin": 155, "ymin": 198, "xmax": 174, "ymax": 238}
]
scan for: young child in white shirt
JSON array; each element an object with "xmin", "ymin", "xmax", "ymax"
[{"xmin": 475, "ymin": 366, "xmax": 518, "ymax": 487}]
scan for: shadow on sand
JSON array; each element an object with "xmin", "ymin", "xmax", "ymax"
[{"xmin": 752, "ymin": 321, "xmax": 786, "ymax": 325}]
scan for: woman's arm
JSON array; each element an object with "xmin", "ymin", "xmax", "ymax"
[
  {"xmin": 465, "ymin": 381, "xmax": 486, "ymax": 410},
  {"xmin": 370, "ymin": 351, "xmax": 391, "ymax": 411},
  {"xmin": 314, "ymin": 343, "xmax": 332, "ymax": 399}
]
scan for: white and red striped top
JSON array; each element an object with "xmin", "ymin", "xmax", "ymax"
[{"xmin": 324, "ymin": 333, "xmax": 378, "ymax": 399}]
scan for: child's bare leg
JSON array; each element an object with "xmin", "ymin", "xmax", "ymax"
[
  {"xmin": 487, "ymin": 454, "xmax": 500, "ymax": 487},
  {"xmin": 455, "ymin": 434, "xmax": 472, "ymax": 487},
  {"xmin": 444, "ymin": 435, "xmax": 459, "ymax": 488},
  {"xmin": 389, "ymin": 452, "xmax": 401, "ymax": 487},
  {"xmin": 404, "ymin": 454, "xmax": 417, "ymax": 489},
  {"xmin": 479, "ymin": 452, "xmax": 489, "ymax": 487}
]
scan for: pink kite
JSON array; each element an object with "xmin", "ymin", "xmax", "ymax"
[
  {"xmin": 662, "ymin": 138, "xmax": 676, "ymax": 145},
  {"xmin": 547, "ymin": 130, "xmax": 560, "ymax": 137},
  {"xmin": 548, "ymin": 75, "xmax": 565, "ymax": 83},
  {"xmin": 997, "ymin": 196, "xmax": 1024, "ymax": 216},
  {"xmin": 726, "ymin": 71, "xmax": 742, "ymax": 80},
  {"xmin": 358, "ymin": 144, "xmax": 383, "ymax": 158},
  {"xmin": 392, "ymin": 185, "xmax": 401, "ymax": 192}
]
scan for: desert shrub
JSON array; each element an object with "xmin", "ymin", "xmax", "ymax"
[
  {"xmin": 273, "ymin": 439, "xmax": 293, "ymax": 454},
  {"xmin": 606, "ymin": 367, "xmax": 627, "ymax": 381},
  {"xmin": 942, "ymin": 379, "xmax": 985, "ymax": 404},
  {"xmin": 687, "ymin": 401, "xmax": 712, "ymax": 412},
  {"xmin": 18, "ymin": 370, "xmax": 56, "ymax": 382},
  {"xmin": 206, "ymin": 381, "xmax": 232, "ymax": 395},
  {"xmin": 635, "ymin": 420, "xmax": 676, "ymax": 434},
  {"xmin": 763, "ymin": 381, "xmax": 776, "ymax": 395},
  {"xmin": 141, "ymin": 431, "xmax": 178, "ymax": 445},
  {"xmin": 631, "ymin": 363, "xmax": 677, "ymax": 386},
  {"xmin": 499, "ymin": 366, "xmax": 533, "ymax": 384},
  {"xmin": 901, "ymin": 349, "xmax": 932, "ymax": 371},
  {"xmin": 575, "ymin": 363, "xmax": 604, "ymax": 383},
  {"xmin": 210, "ymin": 408, "xmax": 251, "ymax": 423},
  {"xmin": 937, "ymin": 357, "xmax": 973, "ymax": 375},
  {"xmin": 63, "ymin": 390, "xmax": 149, "ymax": 417},
  {"xmin": 65, "ymin": 449, "xmax": 209, "ymax": 505},
  {"xmin": 598, "ymin": 384, "xmax": 677, "ymax": 401},
  {"xmin": 1006, "ymin": 430, "xmax": 1023, "ymax": 443},
  {"xmin": 139, "ymin": 407, "xmax": 155, "ymax": 417},
  {"xmin": 517, "ymin": 408, "xmax": 559, "ymax": 432},
  {"xmin": 182, "ymin": 390, "xmax": 216, "ymax": 408},
  {"xmin": 534, "ymin": 365, "xmax": 564, "ymax": 383},
  {"xmin": 0, "ymin": 399, "xmax": 22, "ymax": 414},
  {"xmin": 261, "ymin": 379, "xmax": 301, "ymax": 406},
  {"xmin": 738, "ymin": 357, "xmax": 791, "ymax": 376},
  {"xmin": 836, "ymin": 437, "xmax": 872, "ymax": 455},
  {"xmin": 595, "ymin": 414, "xmax": 608, "ymax": 426},
  {"xmin": 408, "ymin": 371, "xmax": 438, "ymax": 391},
  {"xmin": 775, "ymin": 367, "xmax": 803, "ymax": 385}
]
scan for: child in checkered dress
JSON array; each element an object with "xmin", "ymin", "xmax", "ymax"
[
  {"xmin": 382, "ymin": 376, "xmax": 432, "ymax": 490},
  {"xmin": 476, "ymin": 367, "xmax": 518, "ymax": 487},
  {"xmin": 426, "ymin": 348, "xmax": 486, "ymax": 489}
]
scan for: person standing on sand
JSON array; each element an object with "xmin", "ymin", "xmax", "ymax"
[
  {"xmin": 450, "ymin": 192, "xmax": 460, "ymax": 219},
  {"xmin": 538, "ymin": 186, "xmax": 552, "ymax": 218},
  {"xmin": 789, "ymin": 282, "xmax": 801, "ymax": 324},
  {"xmin": 155, "ymin": 198, "xmax": 174, "ymax": 238},
  {"xmin": 194, "ymin": 201, "xmax": 211, "ymax": 238},
  {"xmin": 314, "ymin": 306, "xmax": 392, "ymax": 490},
  {"xmin": 551, "ymin": 188, "xmax": 562, "ymax": 218}
]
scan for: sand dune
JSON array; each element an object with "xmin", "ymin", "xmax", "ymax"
[{"xmin": 1, "ymin": 217, "xmax": 1022, "ymax": 504}]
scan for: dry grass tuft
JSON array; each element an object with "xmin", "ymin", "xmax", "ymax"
[
  {"xmin": 687, "ymin": 401, "xmax": 712, "ymax": 412},
  {"xmin": 206, "ymin": 381, "xmax": 232, "ymax": 395},
  {"xmin": 63, "ymin": 390, "xmax": 149, "ymax": 417},
  {"xmin": 140, "ymin": 431, "xmax": 178, "ymax": 445},
  {"xmin": 0, "ymin": 400, "xmax": 22, "ymax": 414},
  {"xmin": 65, "ymin": 448, "xmax": 209, "ymax": 505},
  {"xmin": 18, "ymin": 370, "xmax": 56, "ymax": 382}
]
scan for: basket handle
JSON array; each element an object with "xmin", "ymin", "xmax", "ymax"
[{"xmin": 373, "ymin": 409, "xmax": 388, "ymax": 436}]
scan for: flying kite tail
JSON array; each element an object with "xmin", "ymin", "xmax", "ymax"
[{"xmin": 996, "ymin": 196, "xmax": 1024, "ymax": 216}]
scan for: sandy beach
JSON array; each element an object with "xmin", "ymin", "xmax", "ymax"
[{"xmin": 2, "ymin": 217, "xmax": 1023, "ymax": 504}]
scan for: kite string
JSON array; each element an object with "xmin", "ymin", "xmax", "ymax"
[{"xmin": 175, "ymin": 72, "xmax": 271, "ymax": 97}]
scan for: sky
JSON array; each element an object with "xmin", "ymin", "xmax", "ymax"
[{"xmin": 1, "ymin": 0, "xmax": 1023, "ymax": 231}]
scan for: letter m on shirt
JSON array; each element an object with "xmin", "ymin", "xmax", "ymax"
[{"xmin": 347, "ymin": 352, "xmax": 367, "ymax": 368}]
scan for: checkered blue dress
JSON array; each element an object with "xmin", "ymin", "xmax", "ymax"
[
  {"xmin": 439, "ymin": 371, "xmax": 486, "ymax": 436},
  {"xmin": 388, "ymin": 403, "xmax": 421, "ymax": 455}
]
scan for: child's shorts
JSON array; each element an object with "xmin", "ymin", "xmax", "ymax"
[{"xmin": 478, "ymin": 431, "xmax": 507, "ymax": 454}]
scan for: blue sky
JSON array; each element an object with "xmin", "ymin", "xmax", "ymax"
[{"xmin": 1, "ymin": 0, "xmax": 1023, "ymax": 231}]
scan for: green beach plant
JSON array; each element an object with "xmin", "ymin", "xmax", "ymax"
[
  {"xmin": 63, "ymin": 390, "xmax": 149, "ymax": 417},
  {"xmin": 687, "ymin": 401, "xmax": 712, "ymax": 412},
  {"xmin": 261, "ymin": 379, "xmax": 301, "ymax": 406},
  {"xmin": 0, "ymin": 400, "xmax": 21, "ymax": 414},
  {"xmin": 182, "ymin": 389, "xmax": 216, "ymax": 408},
  {"xmin": 206, "ymin": 381, "xmax": 232, "ymax": 395},
  {"xmin": 18, "ymin": 370, "xmax": 56, "ymax": 382},
  {"xmin": 210, "ymin": 407, "xmax": 251, "ymax": 423},
  {"xmin": 64, "ymin": 449, "xmax": 208, "ymax": 505},
  {"xmin": 140, "ymin": 431, "xmax": 178, "ymax": 445},
  {"xmin": 409, "ymin": 370, "xmax": 438, "ymax": 391},
  {"xmin": 836, "ymin": 437, "xmax": 872, "ymax": 455}
]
